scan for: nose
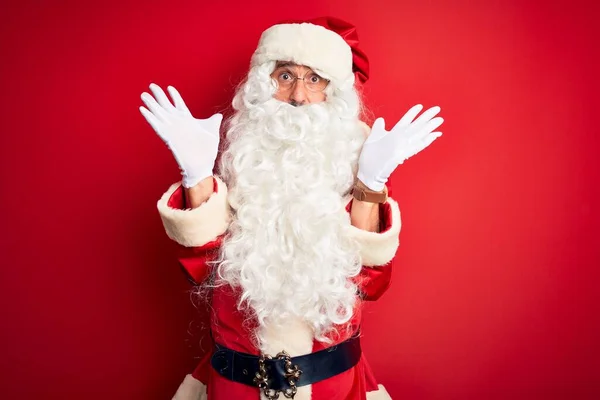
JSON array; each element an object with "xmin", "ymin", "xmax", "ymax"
[{"xmin": 289, "ymin": 80, "xmax": 308, "ymax": 106}]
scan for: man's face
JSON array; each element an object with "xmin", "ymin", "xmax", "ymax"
[{"xmin": 271, "ymin": 61, "xmax": 328, "ymax": 106}]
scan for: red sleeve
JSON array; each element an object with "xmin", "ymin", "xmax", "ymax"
[
  {"xmin": 191, "ymin": 339, "xmax": 214, "ymax": 383},
  {"xmin": 356, "ymin": 263, "xmax": 393, "ymax": 301},
  {"xmin": 361, "ymin": 355, "xmax": 381, "ymax": 392},
  {"xmin": 347, "ymin": 197, "xmax": 395, "ymax": 301},
  {"xmin": 167, "ymin": 178, "xmax": 224, "ymax": 285}
]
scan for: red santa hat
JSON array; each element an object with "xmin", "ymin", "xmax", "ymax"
[{"xmin": 250, "ymin": 16, "xmax": 370, "ymax": 88}]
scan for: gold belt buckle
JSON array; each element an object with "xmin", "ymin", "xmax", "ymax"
[{"xmin": 253, "ymin": 350, "xmax": 303, "ymax": 399}]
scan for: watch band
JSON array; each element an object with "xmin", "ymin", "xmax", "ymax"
[{"xmin": 352, "ymin": 179, "xmax": 388, "ymax": 203}]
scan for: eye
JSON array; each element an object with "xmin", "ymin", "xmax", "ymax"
[
  {"xmin": 280, "ymin": 72, "xmax": 292, "ymax": 81},
  {"xmin": 308, "ymin": 74, "xmax": 321, "ymax": 83}
]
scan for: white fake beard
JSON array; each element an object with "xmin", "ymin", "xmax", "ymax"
[{"xmin": 216, "ymin": 67, "xmax": 366, "ymax": 345}]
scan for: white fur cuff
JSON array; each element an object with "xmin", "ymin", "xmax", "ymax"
[
  {"xmin": 349, "ymin": 198, "xmax": 401, "ymax": 266},
  {"xmin": 171, "ymin": 374, "xmax": 207, "ymax": 400},
  {"xmin": 367, "ymin": 384, "xmax": 392, "ymax": 399},
  {"xmin": 251, "ymin": 23, "xmax": 353, "ymax": 87},
  {"xmin": 157, "ymin": 177, "xmax": 231, "ymax": 247}
]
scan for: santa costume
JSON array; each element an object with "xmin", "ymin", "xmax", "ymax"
[{"xmin": 156, "ymin": 17, "xmax": 401, "ymax": 400}]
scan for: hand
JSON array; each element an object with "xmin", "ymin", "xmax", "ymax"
[
  {"xmin": 139, "ymin": 83, "xmax": 222, "ymax": 188},
  {"xmin": 357, "ymin": 104, "xmax": 444, "ymax": 191}
]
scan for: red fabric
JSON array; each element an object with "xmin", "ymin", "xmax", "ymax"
[
  {"xmin": 167, "ymin": 178, "xmax": 223, "ymax": 284},
  {"xmin": 191, "ymin": 348, "xmax": 214, "ymax": 384},
  {"xmin": 355, "ymin": 265, "xmax": 392, "ymax": 302},
  {"xmin": 167, "ymin": 187, "xmax": 396, "ymax": 398},
  {"xmin": 278, "ymin": 16, "xmax": 370, "ymax": 85},
  {"xmin": 344, "ymin": 197, "xmax": 395, "ymax": 301}
]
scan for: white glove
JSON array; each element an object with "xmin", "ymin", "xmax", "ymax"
[
  {"xmin": 357, "ymin": 104, "xmax": 444, "ymax": 192},
  {"xmin": 139, "ymin": 83, "xmax": 222, "ymax": 188}
]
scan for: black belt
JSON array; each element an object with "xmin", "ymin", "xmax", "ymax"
[{"xmin": 210, "ymin": 332, "xmax": 361, "ymax": 399}]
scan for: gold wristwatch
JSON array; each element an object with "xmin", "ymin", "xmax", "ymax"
[{"xmin": 352, "ymin": 179, "xmax": 388, "ymax": 203}]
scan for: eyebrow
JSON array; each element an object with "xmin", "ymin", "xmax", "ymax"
[
  {"xmin": 275, "ymin": 61, "xmax": 298, "ymax": 68},
  {"xmin": 273, "ymin": 61, "xmax": 325, "ymax": 79}
]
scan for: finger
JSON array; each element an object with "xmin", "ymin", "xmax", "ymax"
[
  {"xmin": 396, "ymin": 131, "xmax": 442, "ymax": 163},
  {"xmin": 413, "ymin": 117, "xmax": 444, "ymax": 140},
  {"xmin": 372, "ymin": 117, "xmax": 386, "ymax": 132},
  {"xmin": 428, "ymin": 131, "xmax": 443, "ymax": 142},
  {"xmin": 396, "ymin": 104, "xmax": 423, "ymax": 128},
  {"xmin": 167, "ymin": 85, "xmax": 191, "ymax": 114},
  {"xmin": 425, "ymin": 117, "xmax": 444, "ymax": 133},
  {"xmin": 206, "ymin": 113, "xmax": 223, "ymax": 134},
  {"xmin": 416, "ymin": 131, "xmax": 443, "ymax": 150},
  {"xmin": 141, "ymin": 92, "xmax": 168, "ymax": 121},
  {"xmin": 139, "ymin": 106, "xmax": 163, "ymax": 134},
  {"xmin": 365, "ymin": 117, "xmax": 387, "ymax": 143},
  {"xmin": 411, "ymin": 106, "xmax": 441, "ymax": 130},
  {"xmin": 149, "ymin": 83, "xmax": 175, "ymax": 111}
]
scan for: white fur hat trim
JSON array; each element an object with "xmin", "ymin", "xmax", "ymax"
[{"xmin": 251, "ymin": 23, "xmax": 354, "ymax": 87}]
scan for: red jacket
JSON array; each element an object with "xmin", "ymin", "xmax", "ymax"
[{"xmin": 158, "ymin": 177, "xmax": 401, "ymax": 400}]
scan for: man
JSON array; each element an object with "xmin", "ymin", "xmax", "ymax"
[{"xmin": 140, "ymin": 16, "xmax": 443, "ymax": 400}]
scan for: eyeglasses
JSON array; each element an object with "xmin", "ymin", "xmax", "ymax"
[{"xmin": 271, "ymin": 66, "xmax": 330, "ymax": 93}]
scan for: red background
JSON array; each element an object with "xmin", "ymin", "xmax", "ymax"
[{"xmin": 1, "ymin": 0, "xmax": 599, "ymax": 398}]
